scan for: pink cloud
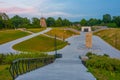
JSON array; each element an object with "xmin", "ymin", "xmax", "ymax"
[{"xmin": 0, "ymin": 7, "xmax": 36, "ymax": 14}]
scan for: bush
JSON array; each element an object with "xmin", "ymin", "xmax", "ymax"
[
  {"xmin": 0, "ymin": 52, "xmax": 53, "ymax": 64},
  {"xmin": 86, "ymin": 54, "xmax": 120, "ymax": 72}
]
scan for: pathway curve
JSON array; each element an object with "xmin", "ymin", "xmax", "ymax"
[
  {"xmin": 0, "ymin": 28, "xmax": 52, "ymax": 54},
  {"xmin": 16, "ymin": 32, "xmax": 120, "ymax": 80},
  {"xmin": 16, "ymin": 32, "xmax": 97, "ymax": 80}
]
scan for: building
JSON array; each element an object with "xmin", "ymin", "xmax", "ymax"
[
  {"xmin": 81, "ymin": 26, "xmax": 92, "ymax": 32},
  {"xmin": 40, "ymin": 17, "xmax": 47, "ymax": 27}
]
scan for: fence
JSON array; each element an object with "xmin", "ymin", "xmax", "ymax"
[{"xmin": 9, "ymin": 56, "xmax": 55, "ymax": 80}]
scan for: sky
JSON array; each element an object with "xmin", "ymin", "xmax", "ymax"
[{"xmin": 0, "ymin": 0, "xmax": 120, "ymax": 21}]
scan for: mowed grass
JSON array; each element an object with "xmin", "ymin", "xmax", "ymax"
[
  {"xmin": 0, "ymin": 30, "xmax": 30, "ymax": 44},
  {"xmin": 94, "ymin": 28, "xmax": 120, "ymax": 50},
  {"xmin": 46, "ymin": 28, "xmax": 80, "ymax": 39},
  {"xmin": 13, "ymin": 35, "xmax": 67, "ymax": 52},
  {"xmin": 27, "ymin": 28, "xmax": 46, "ymax": 33}
]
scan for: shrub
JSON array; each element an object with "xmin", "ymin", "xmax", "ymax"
[
  {"xmin": 86, "ymin": 54, "xmax": 120, "ymax": 72},
  {"xmin": 0, "ymin": 52, "xmax": 52, "ymax": 64}
]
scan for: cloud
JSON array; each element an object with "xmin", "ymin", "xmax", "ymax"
[
  {"xmin": 0, "ymin": 1, "xmax": 5, "ymax": 4},
  {"xmin": 34, "ymin": 11, "xmax": 85, "ymax": 18},
  {"xmin": 0, "ymin": 7, "xmax": 36, "ymax": 14}
]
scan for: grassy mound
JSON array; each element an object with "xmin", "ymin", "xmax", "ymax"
[
  {"xmin": 0, "ymin": 30, "xmax": 30, "ymax": 44},
  {"xmin": 13, "ymin": 35, "xmax": 67, "ymax": 52},
  {"xmin": 94, "ymin": 28, "xmax": 120, "ymax": 50},
  {"xmin": 46, "ymin": 28, "xmax": 80, "ymax": 39}
]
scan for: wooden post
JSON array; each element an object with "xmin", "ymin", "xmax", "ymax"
[{"xmin": 86, "ymin": 32, "xmax": 92, "ymax": 48}]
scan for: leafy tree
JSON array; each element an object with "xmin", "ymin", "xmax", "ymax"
[
  {"xmin": 55, "ymin": 17, "xmax": 63, "ymax": 27},
  {"xmin": 62, "ymin": 18, "xmax": 71, "ymax": 26},
  {"xmin": 32, "ymin": 17, "xmax": 40, "ymax": 28},
  {"xmin": 87, "ymin": 18, "xmax": 98, "ymax": 26},
  {"xmin": 21, "ymin": 17, "xmax": 31, "ymax": 28},
  {"xmin": 46, "ymin": 17, "xmax": 55, "ymax": 27},
  {"xmin": 80, "ymin": 18, "xmax": 87, "ymax": 26},
  {"xmin": 10, "ymin": 15, "xmax": 23, "ymax": 28},
  {"xmin": 113, "ymin": 16, "xmax": 120, "ymax": 27},
  {"xmin": 103, "ymin": 14, "xmax": 111, "ymax": 23},
  {"xmin": 0, "ymin": 16, "xmax": 4, "ymax": 29}
]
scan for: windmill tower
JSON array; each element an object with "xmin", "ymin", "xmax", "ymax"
[{"xmin": 40, "ymin": 17, "xmax": 47, "ymax": 27}]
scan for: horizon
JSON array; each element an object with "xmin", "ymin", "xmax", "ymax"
[{"xmin": 0, "ymin": 0, "xmax": 120, "ymax": 21}]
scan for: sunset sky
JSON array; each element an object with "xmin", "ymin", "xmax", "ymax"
[{"xmin": 0, "ymin": 0, "xmax": 120, "ymax": 21}]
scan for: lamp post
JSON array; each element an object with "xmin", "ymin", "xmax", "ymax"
[
  {"xmin": 54, "ymin": 34, "xmax": 57, "ymax": 55},
  {"xmin": 115, "ymin": 31, "xmax": 118, "ymax": 48}
]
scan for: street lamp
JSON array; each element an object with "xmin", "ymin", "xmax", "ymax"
[
  {"xmin": 54, "ymin": 34, "xmax": 62, "ymax": 58},
  {"xmin": 115, "ymin": 31, "xmax": 118, "ymax": 48},
  {"xmin": 54, "ymin": 34, "xmax": 57, "ymax": 55}
]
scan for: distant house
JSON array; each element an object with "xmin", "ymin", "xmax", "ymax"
[{"xmin": 81, "ymin": 26, "xmax": 92, "ymax": 32}]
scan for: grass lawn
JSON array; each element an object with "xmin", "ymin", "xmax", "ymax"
[
  {"xmin": 27, "ymin": 28, "xmax": 46, "ymax": 33},
  {"xmin": 13, "ymin": 35, "xmax": 67, "ymax": 52},
  {"xmin": 0, "ymin": 30, "xmax": 30, "ymax": 44},
  {"xmin": 94, "ymin": 28, "xmax": 120, "ymax": 50},
  {"xmin": 46, "ymin": 28, "xmax": 80, "ymax": 39}
]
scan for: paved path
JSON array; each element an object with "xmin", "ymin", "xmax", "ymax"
[
  {"xmin": 16, "ymin": 32, "xmax": 120, "ymax": 80},
  {"xmin": 16, "ymin": 33, "xmax": 96, "ymax": 80},
  {"xmin": 0, "ymin": 28, "xmax": 52, "ymax": 54}
]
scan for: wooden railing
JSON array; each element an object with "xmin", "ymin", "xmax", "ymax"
[{"xmin": 9, "ymin": 56, "xmax": 55, "ymax": 80}]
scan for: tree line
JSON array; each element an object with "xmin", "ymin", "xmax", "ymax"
[
  {"xmin": 0, "ymin": 13, "xmax": 120, "ymax": 29},
  {"xmin": 0, "ymin": 14, "xmax": 71, "ymax": 29},
  {"xmin": 80, "ymin": 14, "xmax": 120, "ymax": 28}
]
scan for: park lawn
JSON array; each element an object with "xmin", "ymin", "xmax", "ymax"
[
  {"xmin": 94, "ymin": 28, "xmax": 120, "ymax": 50},
  {"xmin": 0, "ymin": 65, "xmax": 12, "ymax": 80},
  {"xmin": 13, "ymin": 35, "xmax": 67, "ymax": 52},
  {"xmin": 0, "ymin": 30, "xmax": 30, "ymax": 44},
  {"xmin": 46, "ymin": 28, "xmax": 80, "ymax": 39},
  {"xmin": 27, "ymin": 28, "xmax": 46, "ymax": 33}
]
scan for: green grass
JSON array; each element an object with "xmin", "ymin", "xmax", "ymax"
[
  {"xmin": 0, "ymin": 30, "xmax": 30, "ymax": 44},
  {"xmin": 88, "ymin": 68, "xmax": 120, "ymax": 80},
  {"xmin": 46, "ymin": 28, "xmax": 80, "ymax": 39},
  {"xmin": 27, "ymin": 28, "xmax": 46, "ymax": 33},
  {"xmin": 94, "ymin": 28, "xmax": 120, "ymax": 50},
  {"xmin": 85, "ymin": 53, "xmax": 120, "ymax": 80},
  {"xmin": 13, "ymin": 35, "xmax": 67, "ymax": 52}
]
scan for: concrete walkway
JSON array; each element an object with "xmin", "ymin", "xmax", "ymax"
[
  {"xmin": 16, "ymin": 32, "xmax": 120, "ymax": 80},
  {"xmin": 0, "ymin": 28, "xmax": 52, "ymax": 54},
  {"xmin": 16, "ymin": 33, "xmax": 97, "ymax": 80}
]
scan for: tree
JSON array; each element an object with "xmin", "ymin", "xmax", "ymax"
[
  {"xmin": 113, "ymin": 16, "xmax": 120, "ymax": 27},
  {"xmin": 0, "ymin": 16, "xmax": 4, "ymax": 29},
  {"xmin": 62, "ymin": 18, "xmax": 71, "ymax": 26},
  {"xmin": 21, "ymin": 17, "xmax": 31, "ymax": 28},
  {"xmin": 103, "ymin": 14, "xmax": 111, "ymax": 23},
  {"xmin": 46, "ymin": 17, "xmax": 55, "ymax": 27},
  {"xmin": 55, "ymin": 17, "xmax": 63, "ymax": 27},
  {"xmin": 11, "ymin": 15, "xmax": 23, "ymax": 28},
  {"xmin": 80, "ymin": 18, "xmax": 87, "ymax": 26},
  {"xmin": 32, "ymin": 17, "xmax": 40, "ymax": 28},
  {"xmin": 87, "ymin": 18, "xmax": 99, "ymax": 26}
]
